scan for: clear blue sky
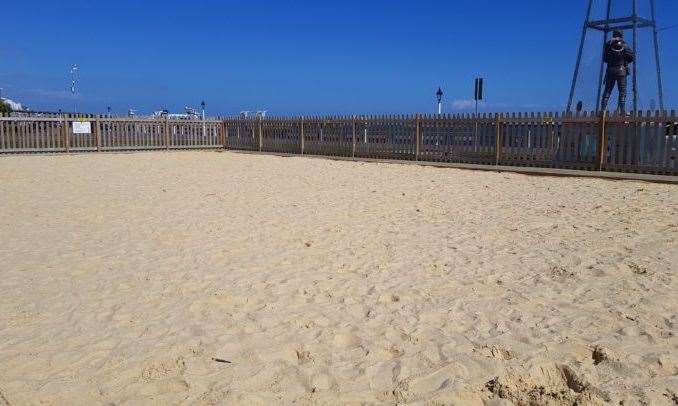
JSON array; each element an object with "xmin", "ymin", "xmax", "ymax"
[{"xmin": 2, "ymin": 0, "xmax": 676, "ymax": 115}]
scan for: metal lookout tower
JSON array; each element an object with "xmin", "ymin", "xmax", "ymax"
[{"xmin": 567, "ymin": 0, "xmax": 665, "ymax": 113}]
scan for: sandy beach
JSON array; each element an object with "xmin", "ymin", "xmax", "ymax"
[{"xmin": 0, "ymin": 151, "xmax": 676, "ymax": 405}]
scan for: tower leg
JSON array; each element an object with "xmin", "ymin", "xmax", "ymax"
[
  {"xmin": 632, "ymin": 0, "xmax": 638, "ymax": 114},
  {"xmin": 567, "ymin": 0, "xmax": 594, "ymax": 112},
  {"xmin": 650, "ymin": 0, "xmax": 665, "ymax": 111},
  {"xmin": 596, "ymin": 0, "xmax": 613, "ymax": 112}
]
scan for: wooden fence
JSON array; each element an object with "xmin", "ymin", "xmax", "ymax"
[
  {"xmin": 1, "ymin": 111, "xmax": 676, "ymax": 175},
  {"xmin": 0, "ymin": 116, "xmax": 223, "ymax": 153}
]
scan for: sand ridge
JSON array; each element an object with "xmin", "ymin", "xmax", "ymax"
[{"xmin": 0, "ymin": 151, "xmax": 676, "ymax": 405}]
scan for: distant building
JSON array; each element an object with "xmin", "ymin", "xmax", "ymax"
[
  {"xmin": 0, "ymin": 98, "xmax": 27, "ymax": 111},
  {"xmin": 152, "ymin": 107, "xmax": 200, "ymax": 120}
]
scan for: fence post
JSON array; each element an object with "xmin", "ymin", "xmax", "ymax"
[
  {"xmin": 415, "ymin": 115, "xmax": 421, "ymax": 161},
  {"xmin": 225, "ymin": 120, "xmax": 229, "ymax": 149},
  {"xmin": 0, "ymin": 114, "xmax": 4, "ymax": 151},
  {"xmin": 6, "ymin": 114, "xmax": 11, "ymax": 150},
  {"xmin": 352, "ymin": 116, "xmax": 357, "ymax": 158},
  {"xmin": 221, "ymin": 120, "xmax": 227, "ymax": 149},
  {"xmin": 94, "ymin": 117, "xmax": 101, "ymax": 152},
  {"xmin": 164, "ymin": 117, "xmax": 170, "ymax": 150},
  {"xmin": 495, "ymin": 113, "xmax": 502, "ymax": 165},
  {"xmin": 258, "ymin": 117, "xmax": 263, "ymax": 152},
  {"xmin": 300, "ymin": 116, "xmax": 305, "ymax": 155},
  {"xmin": 62, "ymin": 116, "xmax": 70, "ymax": 153},
  {"xmin": 597, "ymin": 111, "xmax": 608, "ymax": 171}
]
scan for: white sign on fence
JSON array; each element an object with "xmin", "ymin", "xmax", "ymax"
[{"xmin": 72, "ymin": 121, "xmax": 92, "ymax": 134}]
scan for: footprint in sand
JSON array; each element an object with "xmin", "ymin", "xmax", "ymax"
[{"xmin": 333, "ymin": 332, "xmax": 362, "ymax": 349}]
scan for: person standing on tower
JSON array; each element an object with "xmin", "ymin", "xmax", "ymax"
[{"xmin": 600, "ymin": 30, "xmax": 635, "ymax": 113}]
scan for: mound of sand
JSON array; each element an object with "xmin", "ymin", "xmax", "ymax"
[{"xmin": 0, "ymin": 151, "xmax": 676, "ymax": 405}]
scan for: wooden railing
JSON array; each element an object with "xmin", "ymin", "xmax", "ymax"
[
  {"xmin": 1, "ymin": 111, "xmax": 676, "ymax": 176},
  {"xmin": 0, "ymin": 116, "xmax": 223, "ymax": 153}
]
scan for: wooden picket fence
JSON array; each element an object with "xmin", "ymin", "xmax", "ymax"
[
  {"xmin": 0, "ymin": 115, "xmax": 223, "ymax": 153},
  {"xmin": 1, "ymin": 111, "xmax": 676, "ymax": 176}
]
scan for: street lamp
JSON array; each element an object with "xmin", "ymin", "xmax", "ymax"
[
  {"xmin": 71, "ymin": 65, "xmax": 79, "ymax": 113},
  {"xmin": 200, "ymin": 101, "xmax": 206, "ymax": 139},
  {"xmin": 436, "ymin": 87, "xmax": 443, "ymax": 115}
]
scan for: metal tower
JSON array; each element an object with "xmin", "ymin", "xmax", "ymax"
[{"xmin": 567, "ymin": 0, "xmax": 664, "ymax": 113}]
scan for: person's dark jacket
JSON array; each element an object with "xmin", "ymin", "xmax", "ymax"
[{"xmin": 604, "ymin": 37, "xmax": 635, "ymax": 76}]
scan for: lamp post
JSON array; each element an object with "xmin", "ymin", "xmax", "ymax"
[
  {"xmin": 70, "ymin": 65, "xmax": 79, "ymax": 114},
  {"xmin": 434, "ymin": 87, "xmax": 443, "ymax": 147},
  {"xmin": 436, "ymin": 87, "xmax": 443, "ymax": 115},
  {"xmin": 200, "ymin": 101, "xmax": 206, "ymax": 139}
]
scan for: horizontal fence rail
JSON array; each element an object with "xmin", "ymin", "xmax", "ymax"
[{"xmin": 1, "ymin": 112, "xmax": 676, "ymax": 176}]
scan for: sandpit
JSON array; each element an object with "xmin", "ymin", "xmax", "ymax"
[{"xmin": 0, "ymin": 151, "xmax": 676, "ymax": 405}]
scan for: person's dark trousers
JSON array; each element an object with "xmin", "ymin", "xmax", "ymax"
[{"xmin": 601, "ymin": 74, "xmax": 627, "ymax": 113}]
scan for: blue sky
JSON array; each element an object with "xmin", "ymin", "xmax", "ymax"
[{"xmin": 1, "ymin": 0, "xmax": 676, "ymax": 115}]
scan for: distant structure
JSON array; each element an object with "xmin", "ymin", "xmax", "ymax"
[
  {"xmin": 1, "ymin": 88, "xmax": 27, "ymax": 111},
  {"xmin": 152, "ymin": 107, "xmax": 200, "ymax": 120},
  {"xmin": 474, "ymin": 78, "xmax": 484, "ymax": 115},
  {"xmin": 567, "ymin": 0, "xmax": 664, "ymax": 113},
  {"xmin": 1, "ymin": 98, "xmax": 27, "ymax": 112},
  {"xmin": 70, "ymin": 65, "xmax": 79, "ymax": 113},
  {"xmin": 436, "ymin": 87, "xmax": 443, "ymax": 115},
  {"xmin": 238, "ymin": 111, "xmax": 267, "ymax": 118}
]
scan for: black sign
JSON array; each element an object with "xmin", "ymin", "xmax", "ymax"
[{"xmin": 474, "ymin": 78, "xmax": 484, "ymax": 101}]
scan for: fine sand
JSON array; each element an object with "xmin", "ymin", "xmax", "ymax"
[{"xmin": 0, "ymin": 151, "xmax": 676, "ymax": 406}]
